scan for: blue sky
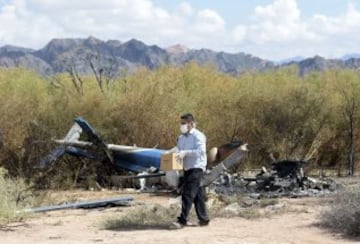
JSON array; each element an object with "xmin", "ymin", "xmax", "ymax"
[
  {"xmin": 153, "ymin": 0, "xmax": 352, "ymax": 27},
  {"xmin": 0, "ymin": 0, "xmax": 359, "ymax": 60}
]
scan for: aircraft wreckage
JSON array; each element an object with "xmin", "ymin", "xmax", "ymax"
[
  {"xmin": 40, "ymin": 117, "xmax": 337, "ymax": 199},
  {"xmin": 210, "ymin": 160, "xmax": 338, "ymax": 198}
]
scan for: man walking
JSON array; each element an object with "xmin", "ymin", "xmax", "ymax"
[{"xmin": 171, "ymin": 113, "xmax": 210, "ymax": 229}]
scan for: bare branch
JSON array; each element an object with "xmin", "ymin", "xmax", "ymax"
[
  {"xmin": 66, "ymin": 59, "xmax": 83, "ymax": 96},
  {"xmin": 86, "ymin": 53, "xmax": 105, "ymax": 95}
]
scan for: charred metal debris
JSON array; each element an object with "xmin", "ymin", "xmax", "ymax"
[{"xmin": 207, "ymin": 160, "xmax": 339, "ymax": 198}]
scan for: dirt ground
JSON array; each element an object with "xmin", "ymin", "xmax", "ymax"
[{"xmin": 0, "ymin": 190, "xmax": 358, "ymax": 244}]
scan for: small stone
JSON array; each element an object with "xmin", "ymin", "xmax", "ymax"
[
  {"xmin": 220, "ymin": 202, "xmax": 243, "ymax": 216},
  {"xmin": 240, "ymin": 197, "xmax": 257, "ymax": 207},
  {"xmin": 265, "ymin": 203, "xmax": 285, "ymax": 212}
]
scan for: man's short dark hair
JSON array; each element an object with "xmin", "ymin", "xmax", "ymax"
[{"xmin": 180, "ymin": 113, "xmax": 195, "ymax": 122}]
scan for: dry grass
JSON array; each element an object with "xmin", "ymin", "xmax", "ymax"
[
  {"xmin": 258, "ymin": 198, "xmax": 279, "ymax": 208},
  {"xmin": 319, "ymin": 187, "xmax": 360, "ymax": 237},
  {"xmin": 101, "ymin": 194, "xmax": 295, "ymax": 230},
  {"xmin": 1, "ymin": 67, "xmax": 360, "ymax": 189},
  {"xmin": 236, "ymin": 208, "xmax": 263, "ymax": 219},
  {"xmin": 102, "ymin": 204, "xmax": 177, "ymax": 230},
  {"xmin": 213, "ymin": 195, "xmax": 302, "ymax": 219},
  {"xmin": 0, "ymin": 168, "xmax": 34, "ymax": 224}
]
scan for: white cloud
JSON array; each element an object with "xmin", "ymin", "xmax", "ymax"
[
  {"xmin": 311, "ymin": 4, "xmax": 360, "ymax": 35},
  {"xmin": 177, "ymin": 2, "xmax": 194, "ymax": 17},
  {"xmin": 232, "ymin": 25, "xmax": 247, "ymax": 42},
  {"xmin": 246, "ymin": 0, "xmax": 319, "ymax": 44},
  {"xmin": 1, "ymin": 0, "xmax": 360, "ymax": 60},
  {"xmin": 0, "ymin": 0, "xmax": 227, "ymax": 50},
  {"xmin": 194, "ymin": 9, "xmax": 225, "ymax": 33},
  {"xmin": 228, "ymin": 0, "xmax": 360, "ymax": 59},
  {"xmin": 0, "ymin": 0, "xmax": 64, "ymax": 47},
  {"xmin": 254, "ymin": 0, "xmax": 300, "ymax": 23}
]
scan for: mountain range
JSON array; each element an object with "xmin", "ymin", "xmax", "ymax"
[{"xmin": 1, "ymin": 36, "xmax": 360, "ymax": 76}]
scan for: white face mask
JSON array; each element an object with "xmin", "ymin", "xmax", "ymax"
[{"xmin": 180, "ymin": 124, "xmax": 189, "ymax": 134}]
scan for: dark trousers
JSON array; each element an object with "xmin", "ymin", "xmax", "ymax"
[{"xmin": 178, "ymin": 168, "xmax": 209, "ymax": 225}]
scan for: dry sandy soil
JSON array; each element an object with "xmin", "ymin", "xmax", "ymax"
[{"xmin": 0, "ymin": 190, "xmax": 358, "ymax": 244}]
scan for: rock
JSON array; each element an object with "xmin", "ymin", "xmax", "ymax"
[
  {"xmin": 206, "ymin": 196, "xmax": 223, "ymax": 209},
  {"xmin": 219, "ymin": 203, "xmax": 243, "ymax": 216},
  {"xmin": 265, "ymin": 203, "xmax": 285, "ymax": 212},
  {"xmin": 218, "ymin": 195, "xmax": 237, "ymax": 204},
  {"xmin": 206, "ymin": 198, "xmax": 216, "ymax": 209},
  {"xmin": 248, "ymin": 193, "xmax": 261, "ymax": 199},
  {"xmin": 240, "ymin": 197, "xmax": 257, "ymax": 207}
]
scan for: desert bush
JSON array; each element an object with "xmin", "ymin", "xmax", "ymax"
[
  {"xmin": 102, "ymin": 197, "xmax": 247, "ymax": 230},
  {"xmin": 0, "ymin": 167, "xmax": 34, "ymax": 224},
  {"xmin": 0, "ymin": 65, "xmax": 360, "ymax": 187},
  {"xmin": 319, "ymin": 188, "xmax": 360, "ymax": 236},
  {"xmin": 213, "ymin": 194, "xmax": 286, "ymax": 219},
  {"xmin": 103, "ymin": 204, "xmax": 177, "ymax": 229}
]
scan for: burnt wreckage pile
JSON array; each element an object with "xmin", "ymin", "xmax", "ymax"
[{"xmin": 208, "ymin": 160, "xmax": 338, "ymax": 198}]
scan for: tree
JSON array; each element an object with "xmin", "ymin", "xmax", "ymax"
[{"xmin": 341, "ymin": 88, "xmax": 358, "ymax": 176}]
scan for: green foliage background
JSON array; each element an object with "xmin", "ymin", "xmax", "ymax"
[{"xmin": 0, "ymin": 64, "xmax": 359, "ymax": 187}]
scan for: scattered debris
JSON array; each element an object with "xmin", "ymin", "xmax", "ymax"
[
  {"xmin": 208, "ymin": 160, "xmax": 339, "ymax": 198},
  {"xmin": 201, "ymin": 146, "xmax": 247, "ymax": 187},
  {"xmin": 24, "ymin": 196, "xmax": 134, "ymax": 213}
]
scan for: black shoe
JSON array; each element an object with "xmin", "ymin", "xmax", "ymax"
[{"xmin": 199, "ymin": 220, "xmax": 210, "ymax": 226}]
